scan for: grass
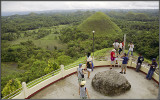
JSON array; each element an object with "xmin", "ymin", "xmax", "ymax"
[
  {"xmin": 1, "ymin": 62, "xmax": 25, "ymax": 77},
  {"xmin": 33, "ymin": 34, "xmax": 67, "ymax": 50},
  {"xmin": 78, "ymin": 12, "xmax": 122, "ymax": 35},
  {"xmin": 8, "ymin": 25, "xmax": 68, "ymax": 50}
]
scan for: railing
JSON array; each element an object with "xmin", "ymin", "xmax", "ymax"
[
  {"xmin": 2, "ymin": 58, "xmax": 85, "ymax": 99},
  {"xmin": 2, "ymin": 87, "xmax": 22, "ymax": 99},
  {"xmin": 3, "ymin": 57, "xmax": 159, "ymax": 99},
  {"xmin": 27, "ymin": 68, "xmax": 61, "ymax": 88}
]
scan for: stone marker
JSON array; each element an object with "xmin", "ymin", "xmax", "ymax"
[{"xmin": 92, "ymin": 70, "xmax": 131, "ymax": 96}]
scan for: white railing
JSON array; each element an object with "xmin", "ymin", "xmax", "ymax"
[
  {"xmin": 2, "ymin": 58, "xmax": 159, "ymax": 99},
  {"xmin": 2, "ymin": 87, "xmax": 22, "ymax": 99},
  {"xmin": 2, "ymin": 59, "xmax": 85, "ymax": 99}
]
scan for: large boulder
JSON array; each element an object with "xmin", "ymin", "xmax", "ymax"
[{"xmin": 92, "ymin": 70, "xmax": 131, "ymax": 96}]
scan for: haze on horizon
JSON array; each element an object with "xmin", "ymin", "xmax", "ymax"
[{"xmin": 2, "ymin": 1, "xmax": 159, "ymax": 13}]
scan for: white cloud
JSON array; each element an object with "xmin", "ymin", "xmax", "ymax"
[{"xmin": 1, "ymin": 1, "xmax": 159, "ymax": 12}]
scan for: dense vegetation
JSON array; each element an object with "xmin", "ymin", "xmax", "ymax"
[{"xmin": 1, "ymin": 9, "xmax": 159, "ymax": 97}]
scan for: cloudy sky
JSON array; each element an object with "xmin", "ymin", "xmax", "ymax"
[{"xmin": 2, "ymin": 1, "xmax": 159, "ymax": 12}]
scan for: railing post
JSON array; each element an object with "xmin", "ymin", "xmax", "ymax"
[
  {"xmin": 22, "ymin": 82, "xmax": 28, "ymax": 99},
  {"xmin": 61, "ymin": 65, "xmax": 65, "ymax": 77}
]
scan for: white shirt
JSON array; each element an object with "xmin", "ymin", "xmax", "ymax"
[
  {"xmin": 113, "ymin": 42, "xmax": 119, "ymax": 49},
  {"xmin": 87, "ymin": 56, "xmax": 92, "ymax": 62},
  {"xmin": 129, "ymin": 44, "xmax": 134, "ymax": 51},
  {"xmin": 119, "ymin": 43, "xmax": 122, "ymax": 48}
]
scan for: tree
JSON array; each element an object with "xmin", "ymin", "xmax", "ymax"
[
  {"xmin": 44, "ymin": 60, "xmax": 60, "ymax": 74},
  {"xmin": 2, "ymin": 79, "xmax": 22, "ymax": 97}
]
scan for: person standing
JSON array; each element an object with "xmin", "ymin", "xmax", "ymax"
[
  {"xmin": 146, "ymin": 58, "xmax": 158, "ymax": 80},
  {"xmin": 86, "ymin": 61, "xmax": 92, "ymax": 78},
  {"xmin": 110, "ymin": 49, "xmax": 116, "ymax": 69},
  {"xmin": 120, "ymin": 53, "xmax": 129, "ymax": 74},
  {"xmin": 79, "ymin": 81, "xmax": 90, "ymax": 99},
  {"xmin": 127, "ymin": 42, "xmax": 134, "ymax": 56},
  {"xmin": 87, "ymin": 52, "xmax": 94, "ymax": 71},
  {"xmin": 119, "ymin": 41, "xmax": 123, "ymax": 55},
  {"xmin": 77, "ymin": 63, "xmax": 85, "ymax": 85},
  {"xmin": 136, "ymin": 54, "xmax": 144, "ymax": 72},
  {"xmin": 113, "ymin": 40, "xmax": 119, "ymax": 57}
]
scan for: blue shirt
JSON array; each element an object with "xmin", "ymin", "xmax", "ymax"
[
  {"xmin": 122, "ymin": 57, "xmax": 129, "ymax": 64},
  {"xmin": 150, "ymin": 62, "xmax": 158, "ymax": 71},
  {"xmin": 137, "ymin": 56, "xmax": 144, "ymax": 64}
]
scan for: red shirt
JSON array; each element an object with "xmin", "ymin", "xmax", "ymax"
[
  {"xmin": 111, "ymin": 51, "xmax": 115, "ymax": 61},
  {"xmin": 122, "ymin": 42, "xmax": 124, "ymax": 47}
]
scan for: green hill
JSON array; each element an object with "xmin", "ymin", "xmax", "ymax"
[{"xmin": 78, "ymin": 12, "xmax": 122, "ymax": 36}]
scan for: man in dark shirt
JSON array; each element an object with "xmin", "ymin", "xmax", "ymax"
[
  {"xmin": 146, "ymin": 58, "xmax": 158, "ymax": 80},
  {"xmin": 136, "ymin": 54, "xmax": 144, "ymax": 72}
]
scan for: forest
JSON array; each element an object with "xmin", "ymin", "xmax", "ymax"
[{"xmin": 1, "ymin": 9, "xmax": 159, "ymax": 97}]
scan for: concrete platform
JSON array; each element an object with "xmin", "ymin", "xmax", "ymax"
[{"xmin": 30, "ymin": 67, "xmax": 159, "ymax": 99}]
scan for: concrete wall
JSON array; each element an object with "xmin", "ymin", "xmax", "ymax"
[{"xmin": 12, "ymin": 61, "xmax": 159, "ymax": 99}]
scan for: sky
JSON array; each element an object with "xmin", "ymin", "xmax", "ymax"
[{"xmin": 2, "ymin": 1, "xmax": 159, "ymax": 12}]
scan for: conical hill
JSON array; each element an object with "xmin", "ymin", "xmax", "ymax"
[{"xmin": 78, "ymin": 12, "xmax": 122, "ymax": 36}]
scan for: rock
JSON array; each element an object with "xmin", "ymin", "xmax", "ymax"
[{"xmin": 92, "ymin": 70, "xmax": 131, "ymax": 96}]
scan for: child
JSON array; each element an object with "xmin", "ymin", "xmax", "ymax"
[{"xmin": 79, "ymin": 81, "xmax": 90, "ymax": 99}]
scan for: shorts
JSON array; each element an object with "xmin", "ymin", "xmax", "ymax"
[
  {"xmin": 111, "ymin": 60, "xmax": 115, "ymax": 65},
  {"xmin": 87, "ymin": 68, "xmax": 91, "ymax": 72},
  {"xmin": 121, "ymin": 64, "xmax": 127, "ymax": 69}
]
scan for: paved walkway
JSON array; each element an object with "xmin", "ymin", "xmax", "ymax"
[{"xmin": 30, "ymin": 66, "xmax": 159, "ymax": 99}]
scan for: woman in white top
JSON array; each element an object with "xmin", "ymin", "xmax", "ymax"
[{"xmin": 127, "ymin": 42, "xmax": 134, "ymax": 56}]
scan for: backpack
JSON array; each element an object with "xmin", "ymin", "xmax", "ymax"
[{"xmin": 78, "ymin": 68, "xmax": 84, "ymax": 78}]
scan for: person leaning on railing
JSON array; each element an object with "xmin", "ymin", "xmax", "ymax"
[
  {"xmin": 136, "ymin": 53, "xmax": 144, "ymax": 72},
  {"xmin": 146, "ymin": 58, "xmax": 158, "ymax": 80}
]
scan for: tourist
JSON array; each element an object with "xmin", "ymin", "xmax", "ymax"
[
  {"xmin": 122, "ymin": 41, "xmax": 124, "ymax": 49},
  {"xmin": 127, "ymin": 42, "xmax": 134, "ymax": 56},
  {"xmin": 136, "ymin": 53, "xmax": 144, "ymax": 72},
  {"xmin": 87, "ymin": 52, "xmax": 94, "ymax": 71},
  {"xmin": 77, "ymin": 63, "xmax": 85, "ymax": 85},
  {"xmin": 113, "ymin": 40, "xmax": 119, "ymax": 57},
  {"xmin": 120, "ymin": 53, "xmax": 129, "ymax": 74},
  {"xmin": 79, "ymin": 81, "xmax": 90, "ymax": 99},
  {"xmin": 86, "ymin": 61, "xmax": 92, "ymax": 78},
  {"xmin": 119, "ymin": 41, "xmax": 123, "ymax": 55},
  {"xmin": 110, "ymin": 49, "xmax": 116, "ymax": 69},
  {"xmin": 146, "ymin": 58, "xmax": 158, "ymax": 80}
]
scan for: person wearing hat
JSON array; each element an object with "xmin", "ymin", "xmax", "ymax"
[
  {"xmin": 146, "ymin": 58, "xmax": 158, "ymax": 80},
  {"xmin": 79, "ymin": 81, "xmax": 90, "ymax": 99},
  {"xmin": 77, "ymin": 63, "xmax": 85, "ymax": 85},
  {"xmin": 110, "ymin": 49, "xmax": 116, "ymax": 69}
]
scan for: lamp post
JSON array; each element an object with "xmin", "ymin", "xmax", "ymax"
[
  {"xmin": 123, "ymin": 34, "xmax": 126, "ymax": 53},
  {"xmin": 92, "ymin": 30, "xmax": 95, "ymax": 60}
]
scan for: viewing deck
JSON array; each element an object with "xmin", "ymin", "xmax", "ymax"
[{"xmin": 30, "ymin": 60, "xmax": 159, "ymax": 99}]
